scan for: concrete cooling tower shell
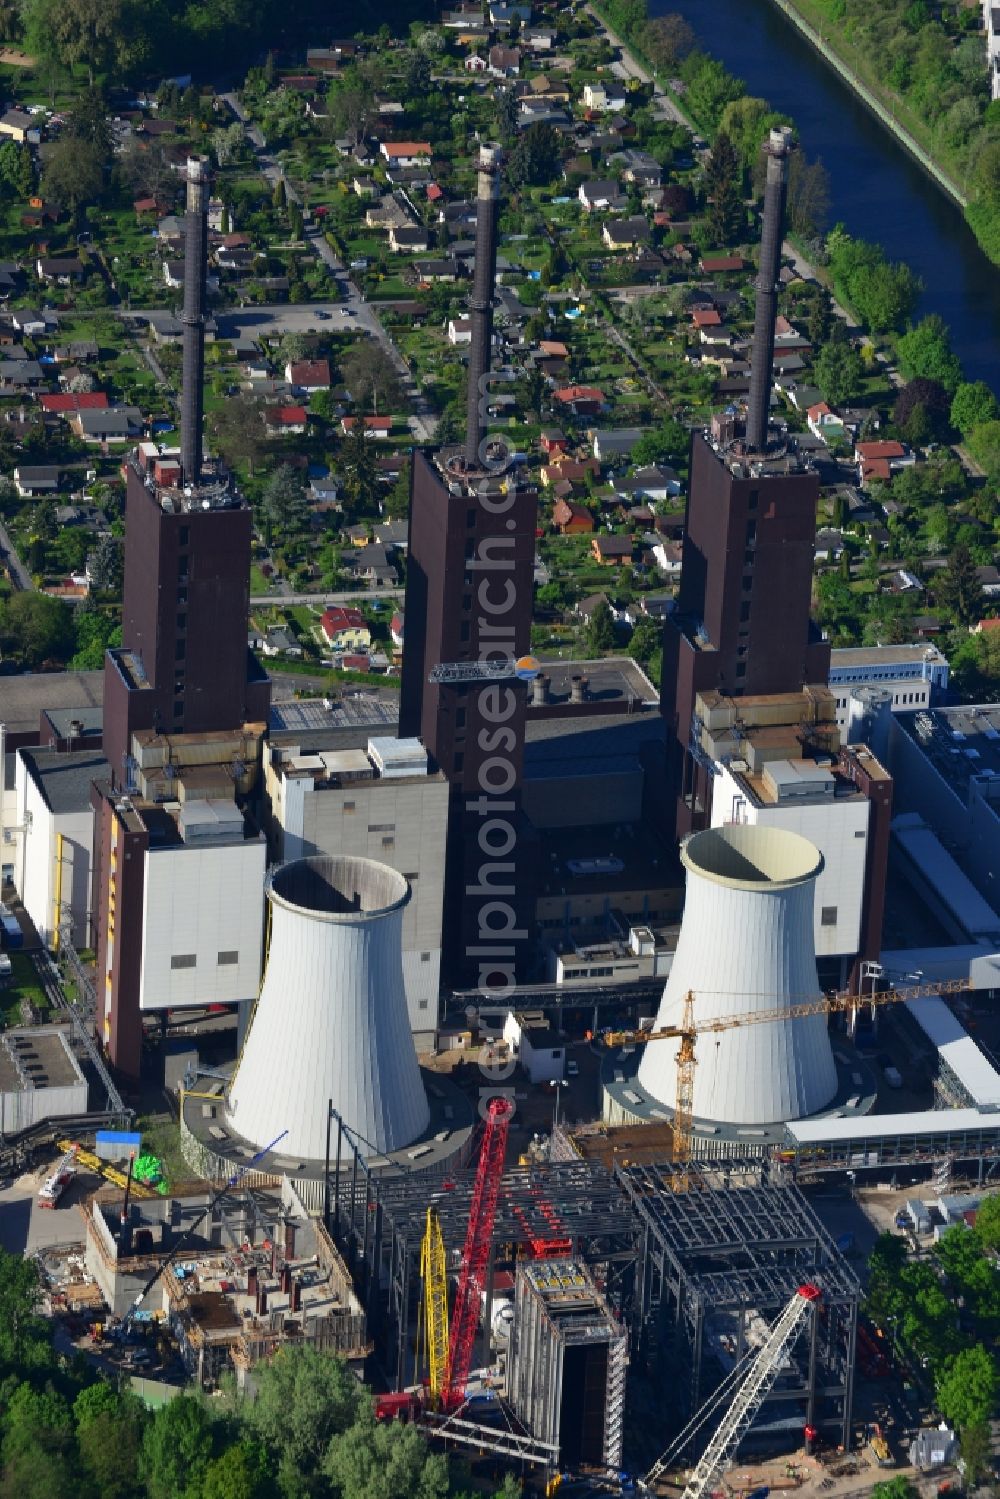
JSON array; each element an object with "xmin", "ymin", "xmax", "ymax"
[
  {"xmin": 636, "ymin": 825, "xmax": 837, "ymax": 1126},
  {"xmin": 227, "ymin": 856, "xmax": 430, "ymax": 1160}
]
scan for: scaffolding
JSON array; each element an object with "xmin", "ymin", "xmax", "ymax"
[
  {"xmin": 618, "ymin": 1159, "xmax": 859, "ymax": 1464},
  {"xmin": 325, "ymin": 1119, "xmax": 638, "ymax": 1389}
]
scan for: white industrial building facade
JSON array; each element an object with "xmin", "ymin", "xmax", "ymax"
[
  {"xmin": 14, "ymin": 748, "xmax": 109, "ymax": 949},
  {"xmin": 827, "ymin": 643, "xmax": 949, "ymax": 737},
  {"xmin": 264, "ymin": 737, "xmax": 448, "ymax": 1043}
]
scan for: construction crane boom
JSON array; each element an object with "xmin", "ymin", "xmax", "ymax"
[
  {"xmin": 602, "ymin": 977, "xmax": 974, "ymax": 1183},
  {"xmin": 443, "ymin": 1095, "xmax": 513, "ymax": 1409},
  {"xmin": 645, "ymin": 1285, "xmax": 821, "ymax": 1497},
  {"xmin": 421, "ymin": 1206, "xmax": 449, "ymax": 1403}
]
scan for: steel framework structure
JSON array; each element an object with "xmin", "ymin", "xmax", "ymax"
[
  {"xmin": 325, "ymin": 1113, "xmax": 638, "ymax": 1389},
  {"xmin": 618, "ymin": 1159, "xmax": 860, "ymax": 1465}
]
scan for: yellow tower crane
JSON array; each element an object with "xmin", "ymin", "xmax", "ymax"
[
  {"xmin": 602, "ymin": 977, "xmax": 973, "ymax": 1191},
  {"xmin": 420, "ymin": 1205, "xmax": 449, "ymax": 1404}
]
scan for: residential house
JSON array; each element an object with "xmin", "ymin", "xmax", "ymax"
[
  {"xmin": 524, "ymin": 26, "xmax": 555, "ymax": 49},
  {"xmin": 36, "ymin": 257, "xmax": 84, "ymax": 284},
  {"xmin": 11, "ymin": 308, "xmax": 47, "ymax": 336},
  {"xmin": 615, "ymin": 149, "xmax": 662, "ymax": 188},
  {"xmin": 388, "ymin": 224, "xmax": 430, "ymax": 254},
  {"xmin": 72, "ymin": 407, "xmax": 142, "ymax": 443},
  {"xmin": 602, "ymin": 216, "xmax": 650, "ymax": 251},
  {"xmin": 855, "ymin": 439, "xmax": 914, "ymax": 482},
  {"xmin": 341, "ymin": 415, "xmax": 393, "ymax": 438},
  {"xmin": 977, "ymin": 565, "xmax": 1000, "ymax": 598},
  {"xmin": 541, "ymin": 458, "xmax": 599, "ymax": 487},
  {"xmin": 265, "ymin": 405, "xmax": 307, "ymax": 436},
  {"xmin": 390, "ymin": 613, "xmax": 404, "ymax": 649},
  {"xmin": 39, "ymin": 392, "xmax": 109, "ymax": 416},
  {"xmin": 379, "ymin": 141, "xmax": 432, "ymax": 168},
  {"xmin": 413, "ymin": 258, "xmax": 460, "ymax": 283},
  {"xmin": 552, "ymin": 385, "xmax": 607, "ymax": 418},
  {"xmin": 0, "ymin": 359, "xmax": 43, "ymax": 387},
  {"xmin": 578, "ymin": 179, "xmax": 625, "ymax": 213},
  {"xmin": 575, "ymin": 592, "xmax": 611, "ymax": 622},
  {"xmin": 591, "ymin": 535, "xmax": 634, "ymax": 567},
  {"xmin": 690, "ymin": 307, "xmax": 722, "ymax": 331},
  {"xmin": 807, "ymin": 402, "xmax": 846, "ymax": 443},
  {"xmin": 540, "ymin": 429, "xmax": 568, "ymax": 456},
  {"xmin": 464, "ymin": 52, "xmax": 488, "ymax": 72},
  {"xmin": 651, "ymin": 538, "xmax": 683, "ymax": 576},
  {"xmin": 615, "ymin": 465, "xmax": 681, "ymax": 502},
  {"xmin": 814, "ymin": 528, "xmax": 845, "ymax": 563},
  {"xmin": 700, "ymin": 254, "xmax": 745, "ymax": 274},
  {"xmin": 0, "ymin": 109, "xmax": 33, "ymax": 142},
  {"xmin": 592, "ymin": 429, "xmax": 643, "ymax": 463},
  {"xmin": 489, "ymin": 45, "xmax": 521, "ymax": 76},
  {"xmin": 552, "ymin": 498, "xmax": 594, "ymax": 534},
  {"xmin": 261, "ymin": 627, "xmax": 303, "ymax": 659},
  {"xmin": 447, "ymin": 317, "xmax": 473, "ymax": 345},
  {"xmin": 373, "ymin": 520, "xmax": 408, "ymax": 550},
  {"xmin": 14, "ymin": 464, "xmax": 60, "ymax": 497},
  {"xmin": 582, "ymin": 82, "xmax": 627, "ymax": 111},
  {"xmin": 490, "ymin": 0, "xmax": 531, "ymax": 22},
  {"xmin": 320, "ymin": 606, "xmax": 371, "ymax": 651},
  {"xmin": 285, "ymin": 359, "xmax": 331, "ymax": 392}
]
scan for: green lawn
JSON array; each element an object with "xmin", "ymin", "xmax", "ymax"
[{"xmin": 1, "ymin": 954, "xmax": 50, "ymax": 1028}]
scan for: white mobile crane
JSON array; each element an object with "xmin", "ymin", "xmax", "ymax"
[{"xmin": 642, "ymin": 1284, "xmax": 822, "ymax": 1498}]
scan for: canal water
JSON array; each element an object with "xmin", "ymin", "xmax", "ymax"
[{"xmin": 657, "ymin": 0, "xmax": 1000, "ymax": 389}]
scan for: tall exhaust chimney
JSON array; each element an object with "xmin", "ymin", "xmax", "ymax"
[
  {"xmin": 181, "ymin": 155, "xmax": 210, "ymax": 487},
  {"xmin": 746, "ymin": 127, "xmax": 794, "ymax": 453},
  {"xmin": 464, "ymin": 144, "xmax": 503, "ymax": 470}
]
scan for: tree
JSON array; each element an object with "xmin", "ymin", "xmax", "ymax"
[
  {"xmin": 0, "ymin": 1249, "xmax": 49, "ymax": 1368},
  {"xmin": 935, "ymin": 1345, "xmax": 997, "ymax": 1432},
  {"xmin": 786, "ymin": 153, "xmax": 831, "ymax": 241},
  {"xmin": 0, "ymin": 139, "xmax": 33, "ymax": 198},
  {"xmin": 74, "ymin": 1382, "xmax": 147, "ymax": 1499},
  {"xmin": 951, "ymin": 380, "xmax": 1000, "ymax": 437},
  {"xmin": 41, "ymin": 136, "xmax": 105, "ymax": 217},
  {"xmin": 586, "ymin": 600, "xmax": 616, "ymax": 653},
  {"xmin": 248, "ymin": 1347, "xmax": 367, "ymax": 1495},
  {"xmin": 826, "ymin": 228, "xmax": 921, "ymax": 334},
  {"xmin": 814, "ymin": 340, "xmax": 864, "ymax": 406},
  {"xmin": 682, "ymin": 54, "xmax": 745, "ymax": 131},
  {"xmin": 323, "ymin": 1411, "xmax": 450, "ymax": 1499},
  {"xmin": 628, "ymin": 615, "xmax": 660, "ymax": 663},
  {"xmin": 210, "ymin": 393, "xmax": 264, "ymax": 475},
  {"xmin": 892, "ymin": 378, "xmax": 951, "ymax": 444},
  {"xmin": 507, "ymin": 122, "xmax": 562, "ymax": 189},
  {"xmin": 973, "ymin": 1191, "xmax": 1000, "ymax": 1251},
  {"xmin": 70, "ymin": 605, "xmax": 120, "ymax": 669},
  {"xmin": 936, "ymin": 543, "xmax": 983, "ymax": 626},
  {"xmin": 897, "ymin": 314, "xmax": 963, "ymax": 395},
  {"xmin": 0, "ymin": 592, "xmax": 74, "ymax": 667},
  {"xmin": 341, "ymin": 418, "xmax": 380, "ymax": 521},
  {"xmin": 140, "ymin": 1394, "xmax": 213, "ymax": 1499},
  {"xmin": 327, "ymin": 65, "xmax": 377, "ymax": 146},
  {"xmin": 87, "ymin": 534, "xmax": 124, "ymax": 593},
  {"xmin": 341, "ymin": 342, "xmax": 403, "ymax": 418},
  {"xmin": 631, "ymin": 418, "xmax": 687, "ymax": 468},
  {"xmin": 201, "ymin": 1440, "xmax": 271, "ymax": 1499},
  {"xmin": 645, "ymin": 13, "xmax": 695, "ymax": 72},
  {"xmin": 719, "ymin": 96, "xmax": 782, "ymax": 173},
  {"xmin": 959, "ymin": 1421, "xmax": 992, "ymax": 1485},
  {"xmin": 261, "ymin": 465, "xmax": 310, "ymax": 538},
  {"xmin": 870, "ymin": 1481, "xmax": 918, "ymax": 1499},
  {"xmin": 705, "ymin": 132, "xmax": 745, "ymax": 245},
  {"xmin": 966, "ymin": 418, "xmax": 1000, "ymax": 481}
]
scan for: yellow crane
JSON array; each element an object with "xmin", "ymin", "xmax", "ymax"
[
  {"xmin": 602, "ymin": 977, "xmax": 973, "ymax": 1190},
  {"xmin": 420, "ymin": 1205, "xmax": 449, "ymax": 1403}
]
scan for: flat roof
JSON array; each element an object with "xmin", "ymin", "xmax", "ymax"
[
  {"xmin": 269, "ymin": 693, "xmax": 398, "ymax": 740},
  {"xmin": 901, "ymin": 705, "xmax": 1000, "ymax": 805},
  {"xmin": 786, "ymin": 1107, "xmax": 1000, "ymax": 1143},
  {"xmin": 20, "ymin": 747, "xmax": 110, "ymax": 816},
  {"xmin": 0, "ymin": 1027, "xmax": 86, "ymax": 1093},
  {"xmin": 903, "ymin": 996, "xmax": 1000, "ymax": 1107},
  {"xmin": 531, "ymin": 656, "xmax": 658, "ymax": 707},
  {"xmin": 0, "ymin": 670, "xmax": 103, "ymax": 739},
  {"xmin": 830, "ymin": 643, "xmax": 946, "ymax": 672},
  {"xmin": 892, "ymin": 814, "xmax": 1000, "ymax": 940},
  {"xmin": 44, "ymin": 705, "xmax": 104, "ymax": 738}
]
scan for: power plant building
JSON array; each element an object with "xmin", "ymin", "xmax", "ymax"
[
  {"xmin": 263, "ymin": 737, "xmax": 448, "ymax": 1041},
  {"xmin": 14, "ymin": 747, "xmax": 108, "ymax": 949},
  {"xmin": 508, "ymin": 1259, "xmax": 626, "ymax": 1471}
]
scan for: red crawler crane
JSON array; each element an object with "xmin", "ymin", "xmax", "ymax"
[{"xmin": 441, "ymin": 1095, "xmax": 513, "ymax": 1410}]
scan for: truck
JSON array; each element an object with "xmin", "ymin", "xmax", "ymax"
[{"xmin": 37, "ymin": 1146, "xmax": 79, "ymax": 1208}]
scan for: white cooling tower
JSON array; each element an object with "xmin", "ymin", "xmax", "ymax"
[
  {"xmin": 637, "ymin": 825, "xmax": 837, "ymax": 1125},
  {"xmin": 227, "ymin": 856, "xmax": 430, "ymax": 1160}
]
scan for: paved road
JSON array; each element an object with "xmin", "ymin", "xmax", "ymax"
[
  {"xmin": 0, "ymin": 517, "xmax": 32, "ymax": 590},
  {"xmin": 220, "ymin": 92, "xmax": 437, "ymax": 444},
  {"xmin": 250, "ymin": 587, "xmax": 404, "ymax": 606}
]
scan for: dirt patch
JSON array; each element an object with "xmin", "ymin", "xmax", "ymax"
[{"xmin": 0, "ymin": 49, "xmax": 36, "ymax": 67}]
